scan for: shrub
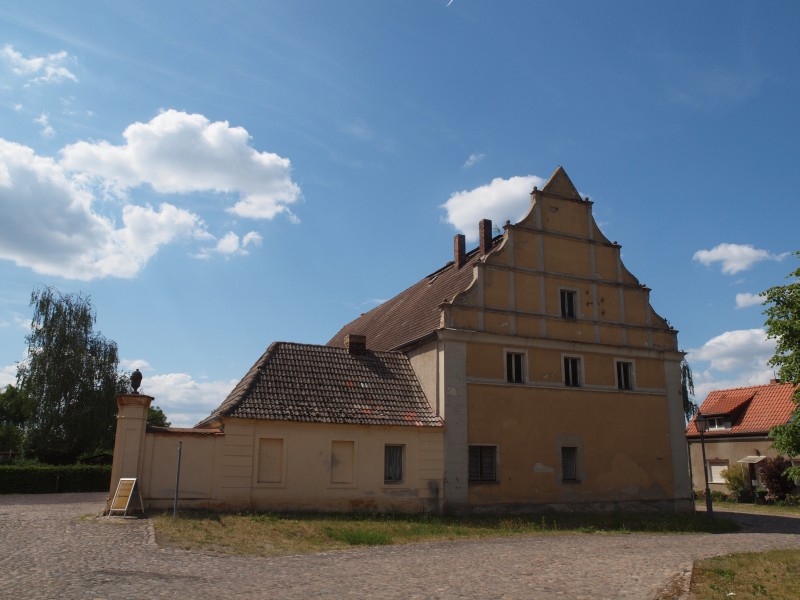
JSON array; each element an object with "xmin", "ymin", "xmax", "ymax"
[
  {"xmin": 758, "ymin": 456, "xmax": 795, "ymax": 502},
  {"xmin": 0, "ymin": 464, "xmax": 111, "ymax": 494},
  {"xmin": 721, "ymin": 466, "xmax": 747, "ymax": 496}
]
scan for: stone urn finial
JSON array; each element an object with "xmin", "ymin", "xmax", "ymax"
[{"xmin": 130, "ymin": 368, "xmax": 143, "ymax": 394}]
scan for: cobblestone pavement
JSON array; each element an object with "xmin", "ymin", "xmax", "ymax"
[{"xmin": 2, "ymin": 494, "xmax": 800, "ymax": 600}]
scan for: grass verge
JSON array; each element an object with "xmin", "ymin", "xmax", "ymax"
[
  {"xmin": 690, "ymin": 549, "xmax": 800, "ymax": 599},
  {"xmin": 151, "ymin": 510, "xmax": 736, "ymax": 557}
]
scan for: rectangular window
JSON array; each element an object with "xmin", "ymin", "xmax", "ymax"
[
  {"xmin": 257, "ymin": 438, "xmax": 283, "ymax": 484},
  {"xmin": 616, "ymin": 361, "xmax": 633, "ymax": 390},
  {"xmin": 331, "ymin": 440, "xmax": 355, "ymax": 484},
  {"xmin": 506, "ymin": 352, "xmax": 524, "ymax": 383},
  {"xmin": 384, "ymin": 445, "xmax": 404, "ymax": 484},
  {"xmin": 468, "ymin": 445, "xmax": 497, "ymax": 482},
  {"xmin": 561, "ymin": 446, "xmax": 578, "ymax": 482},
  {"xmin": 560, "ymin": 289, "xmax": 577, "ymax": 318},
  {"xmin": 564, "ymin": 356, "xmax": 581, "ymax": 387},
  {"xmin": 707, "ymin": 461, "xmax": 728, "ymax": 484}
]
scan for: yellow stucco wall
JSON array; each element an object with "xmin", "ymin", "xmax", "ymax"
[
  {"xmin": 135, "ymin": 417, "xmax": 443, "ymax": 513},
  {"xmin": 435, "ymin": 177, "xmax": 691, "ymax": 512}
]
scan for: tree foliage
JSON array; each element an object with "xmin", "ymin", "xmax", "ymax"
[
  {"xmin": 765, "ymin": 253, "xmax": 800, "ymax": 478},
  {"xmin": 0, "ymin": 385, "xmax": 35, "ymax": 454},
  {"xmin": 148, "ymin": 405, "xmax": 171, "ymax": 428},
  {"xmin": 757, "ymin": 456, "xmax": 795, "ymax": 502},
  {"xmin": 681, "ymin": 358, "xmax": 698, "ymax": 421},
  {"xmin": 16, "ymin": 287, "xmax": 127, "ymax": 464},
  {"xmin": 763, "ymin": 251, "xmax": 800, "ymax": 384}
]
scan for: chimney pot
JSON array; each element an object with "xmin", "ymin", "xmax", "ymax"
[
  {"xmin": 454, "ymin": 234, "xmax": 466, "ymax": 269},
  {"xmin": 479, "ymin": 219, "xmax": 492, "ymax": 255},
  {"xmin": 344, "ymin": 334, "xmax": 367, "ymax": 356}
]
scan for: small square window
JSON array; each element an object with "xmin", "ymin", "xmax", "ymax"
[
  {"xmin": 560, "ymin": 290, "xmax": 577, "ymax": 318},
  {"xmin": 616, "ymin": 361, "xmax": 633, "ymax": 390},
  {"xmin": 469, "ymin": 445, "xmax": 497, "ymax": 482},
  {"xmin": 564, "ymin": 356, "xmax": 581, "ymax": 387},
  {"xmin": 707, "ymin": 461, "xmax": 728, "ymax": 484},
  {"xmin": 506, "ymin": 352, "xmax": 524, "ymax": 383},
  {"xmin": 384, "ymin": 445, "xmax": 404, "ymax": 484},
  {"xmin": 561, "ymin": 446, "xmax": 578, "ymax": 482}
]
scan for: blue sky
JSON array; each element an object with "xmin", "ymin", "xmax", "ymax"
[{"xmin": 1, "ymin": 1, "xmax": 797, "ymax": 426}]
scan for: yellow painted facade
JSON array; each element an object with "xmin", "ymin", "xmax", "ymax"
[
  {"xmin": 108, "ymin": 395, "xmax": 443, "ymax": 513},
  {"xmin": 411, "ymin": 168, "xmax": 692, "ymax": 512}
]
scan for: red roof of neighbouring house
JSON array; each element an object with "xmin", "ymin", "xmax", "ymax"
[
  {"xmin": 197, "ymin": 342, "xmax": 442, "ymax": 428},
  {"xmin": 686, "ymin": 381, "xmax": 799, "ymax": 437}
]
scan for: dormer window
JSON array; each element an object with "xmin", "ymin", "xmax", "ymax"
[{"xmin": 707, "ymin": 417, "xmax": 731, "ymax": 430}]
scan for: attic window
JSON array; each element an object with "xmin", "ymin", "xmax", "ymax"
[{"xmin": 707, "ymin": 417, "xmax": 731, "ymax": 430}]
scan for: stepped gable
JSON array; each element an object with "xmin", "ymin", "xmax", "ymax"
[{"xmin": 197, "ymin": 342, "xmax": 441, "ymax": 428}]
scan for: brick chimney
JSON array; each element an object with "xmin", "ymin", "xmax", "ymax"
[
  {"xmin": 479, "ymin": 219, "xmax": 492, "ymax": 255},
  {"xmin": 454, "ymin": 234, "xmax": 466, "ymax": 269},
  {"xmin": 344, "ymin": 334, "xmax": 367, "ymax": 356}
]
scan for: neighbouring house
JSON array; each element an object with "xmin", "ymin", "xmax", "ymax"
[
  {"xmin": 686, "ymin": 380, "xmax": 800, "ymax": 495},
  {"xmin": 107, "ymin": 166, "xmax": 692, "ymax": 514}
]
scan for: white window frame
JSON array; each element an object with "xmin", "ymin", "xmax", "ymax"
[
  {"xmin": 563, "ymin": 355, "xmax": 582, "ymax": 388},
  {"xmin": 560, "ymin": 288, "xmax": 578, "ymax": 319},
  {"xmin": 615, "ymin": 360, "xmax": 634, "ymax": 391},
  {"xmin": 505, "ymin": 350, "xmax": 526, "ymax": 384},
  {"xmin": 707, "ymin": 461, "xmax": 728, "ymax": 484}
]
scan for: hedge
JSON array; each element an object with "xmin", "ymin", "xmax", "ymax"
[{"xmin": 0, "ymin": 464, "xmax": 111, "ymax": 494}]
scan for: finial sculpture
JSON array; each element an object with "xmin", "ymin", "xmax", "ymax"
[{"xmin": 131, "ymin": 368, "xmax": 143, "ymax": 394}]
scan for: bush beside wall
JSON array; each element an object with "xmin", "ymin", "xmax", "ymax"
[{"xmin": 0, "ymin": 464, "xmax": 111, "ymax": 494}]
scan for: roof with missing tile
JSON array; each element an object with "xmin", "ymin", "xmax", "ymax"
[
  {"xmin": 197, "ymin": 342, "xmax": 441, "ymax": 428},
  {"xmin": 686, "ymin": 381, "xmax": 799, "ymax": 437}
]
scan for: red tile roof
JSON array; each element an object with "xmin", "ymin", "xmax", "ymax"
[
  {"xmin": 198, "ymin": 342, "xmax": 442, "ymax": 428},
  {"xmin": 687, "ymin": 381, "xmax": 799, "ymax": 437},
  {"xmin": 326, "ymin": 237, "xmax": 502, "ymax": 351}
]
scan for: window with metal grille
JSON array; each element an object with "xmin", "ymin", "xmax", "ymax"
[
  {"xmin": 617, "ymin": 361, "xmax": 633, "ymax": 390},
  {"xmin": 560, "ymin": 289, "xmax": 577, "ymax": 318},
  {"xmin": 468, "ymin": 445, "xmax": 497, "ymax": 482},
  {"xmin": 564, "ymin": 356, "xmax": 581, "ymax": 387},
  {"xmin": 561, "ymin": 446, "xmax": 578, "ymax": 482},
  {"xmin": 384, "ymin": 445, "xmax": 404, "ymax": 483},
  {"xmin": 506, "ymin": 352, "xmax": 524, "ymax": 383}
]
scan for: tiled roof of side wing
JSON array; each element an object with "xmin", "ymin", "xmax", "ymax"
[
  {"xmin": 687, "ymin": 382, "xmax": 798, "ymax": 437},
  {"xmin": 326, "ymin": 238, "xmax": 502, "ymax": 351},
  {"xmin": 197, "ymin": 342, "xmax": 442, "ymax": 428}
]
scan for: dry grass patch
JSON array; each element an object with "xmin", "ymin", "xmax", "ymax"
[
  {"xmin": 690, "ymin": 549, "xmax": 800, "ymax": 599},
  {"xmin": 151, "ymin": 511, "xmax": 735, "ymax": 557}
]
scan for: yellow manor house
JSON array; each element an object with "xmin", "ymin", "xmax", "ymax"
[{"xmin": 108, "ymin": 167, "xmax": 692, "ymax": 514}]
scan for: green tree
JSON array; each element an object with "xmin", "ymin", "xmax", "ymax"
[
  {"xmin": 681, "ymin": 358, "xmax": 698, "ymax": 421},
  {"xmin": 765, "ymin": 252, "xmax": 800, "ymax": 479},
  {"xmin": 0, "ymin": 385, "xmax": 35, "ymax": 455},
  {"xmin": 147, "ymin": 405, "xmax": 171, "ymax": 428},
  {"xmin": 16, "ymin": 286, "xmax": 127, "ymax": 464}
]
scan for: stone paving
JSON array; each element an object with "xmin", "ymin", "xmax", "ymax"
[{"xmin": 2, "ymin": 493, "xmax": 800, "ymax": 600}]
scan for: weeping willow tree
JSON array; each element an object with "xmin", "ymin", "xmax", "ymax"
[{"xmin": 16, "ymin": 287, "xmax": 127, "ymax": 464}]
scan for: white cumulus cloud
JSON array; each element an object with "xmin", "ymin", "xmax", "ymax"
[
  {"xmin": 0, "ymin": 44, "xmax": 78, "ymax": 84},
  {"xmin": 34, "ymin": 113, "xmax": 55, "ymax": 138},
  {"xmin": 735, "ymin": 292, "xmax": 764, "ymax": 309},
  {"xmin": 687, "ymin": 328, "xmax": 777, "ymax": 401},
  {"xmin": 463, "ymin": 153, "xmax": 485, "ymax": 168},
  {"xmin": 442, "ymin": 175, "xmax": 545, "ymax": 243},
  {"xmin": 135, "ymin": 372, "xmax": 238, "ymax": 428},
  {"xmin": 0, "ymin": 138, "xmax": 205, "ymax": 280},
  {"xmin": 693, "ymin": 243, "xmax": 788, "ymax": 275},
  {"xmin": 196, "ymin": 230, "xmax": 263, "ymax": 259},
  {"xmin": 60, "ymin": 110, "xmax": 301, "ymax": 220}
]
